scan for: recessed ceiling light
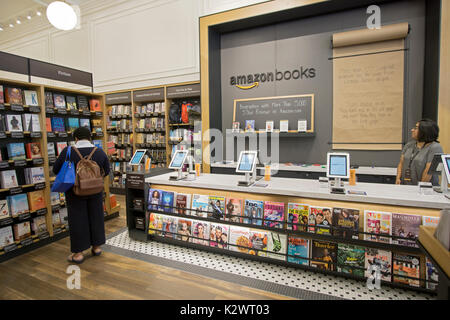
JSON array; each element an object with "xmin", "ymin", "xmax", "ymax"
[
  {"xmin": 0, "ymin": 26, "xmax": 3, "ymax": 31},
  {"xmin": 9, "ymin": 23, "xmax": 14, "ymax": 28},
  {"xmin": 46, "ymin": 1, "xmax": 77, "ymax": 31},
  {"xmin": 37, "ymin": 10, "xmax": 42, "ymax": 16},
  {"xmin": 27, "ymin": 15, "xmax": 32, "ymax": 20},
  {"xmin": 16, "ymin": 19, "xmax": 21, "ymax": 25}
]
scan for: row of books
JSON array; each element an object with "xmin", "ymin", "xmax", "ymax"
[
  {"xmin": 147, "ymin": 191, "xmax": 440, "ymax": 247},
  {"xmin": 148, "ymin": 149, "xmax": 166, "ymax": 163},
  {"xmin": 47, "ymin": 140, "xmax": 103, "ymax": 158},
  {"xmin": 170, "ymin": 143, "xmax": 192, "ymax": 158},
  {"xmin": 108, "ymin": 133, "xmax": 133, "ymax": 145},
  {"xmin": 46, "ymin": 117, "xmax": 101, "ymax": 133},
  {"xmin": 0, "ymin": 190, "xmax": 46, "ymax": 218},
  {"xmin": 0, "ymin": 166, "xmax": 45, "ymax": 189},
  {"xmin": 147, "ymin": 212, "xmax": 437, "ymax": 290},
  {"xmin": 135, "ymin": 102, "xmax": 165, "ymax": 115},
  {"xmin": 45, "ymin": 91, "xmax": 101, "ymax": 112},
  {"xmin": 135, "ymin": 133, "xmax": 165, "ymax": 144},
  {"xmin": 136, "ymin": 117, "xmax": 165, "ymax": 130},
  {"xmin": 108, "ymin": 119, "xmax": 131, "ymax": 130},
  {"xmin": 234, "ymin": 119, "xmax": 308, "ymax": 133},
  {"xmin": 0, "ymin": 142, "xmax": 43, "ymax": 162},
  {"xmin": 109, "ymin": 105, "xmax": 132, "ymax": 116},
  {"xmin": 112, "ymin": 162, "xmax": 129, "ymax": 173},
  {"xmin": 0, "ymin": 114, "xmax": 41, "ymax": 133},
  {"xmin": 169, "ymin": 128, "xmax": 193, "ymax": 142},
  {"xmin": 115, "ymin": 148, "xmax": 133, "ymax": 160},
  {"xmin": 0, "ymin": 86, "xmax": 39, "ymax": 106}
]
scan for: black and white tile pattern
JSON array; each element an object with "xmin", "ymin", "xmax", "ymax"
[{"xmin": 105, "ymin": 230, "xmax": 435, "ymax": 300}]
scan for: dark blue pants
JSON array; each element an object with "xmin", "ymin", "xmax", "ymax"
[{"xmin": 66, "ymin": 192, "xmax": 106, "ymax": 253}]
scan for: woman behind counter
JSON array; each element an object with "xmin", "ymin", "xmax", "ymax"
[{"xmin": 396, "ymin": 119, "xmax": 443, "ymax": 185}]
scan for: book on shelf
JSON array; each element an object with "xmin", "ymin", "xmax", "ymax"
[
  {"xmin": 265, "ymin": 121, "xmax": 274, "ymax": 133},
  {"xmin": 22, "ymin": 114, "xmax": 33, "ymax": 132},
  {"xmin": 53, "ymin": 94, "xmax": 66, "ymax": 109},
  {"xmin": 0, "ymin": 85, "xmax": 4, "ymax": 104},
  {"xmin": 175, "ymin": 193, "xmax": 191, "ymax": 215},
  {"xmin": 161, "ymin": 191, "xmax": 175, "ymax": 213},
  {"xmin": 226, "ymin": 198, "xmax": 243, "ymax": 223},
  {"xmin": 248, "ymin": 229, "xmax": 268, "ymax": 256},
  {"xmin": 89, "ymin": 99, "xmax": 101, "ymax": 112},
  {"xmin": 191, "ymin": 194, "xmax": 209, "ymax": 218},
  {"xmin": 364, "ymin": 247, "xmax": 392, "ymax": 282},
  {"xmin": 56, "ymin": 142, "xmax": 68, "ymax": 156},
  {"xmin": 79, "ymin": 118, "xmax": 91, "ymax": 131},
  {"xmin": 208, "ymin": 196, "xmax": 226, "ymax": 221},
  {"xmin": 45, "ymin": 92, "xmax": 54, "ymax": 108},
  {"xmin": 263, "ymin": 201, "xmax": 285, "ymax": 229},
  {"xmin": 0, "ymin": 226, "xmax": 14, "ymax": 248},
  {"xmin": 280, "ymin": 120, "xmax": 289, "ymax": 132},
  {"xmin": 23, "ymin": 90, "xmax": 39, "ymax": 106},
  {"xmin": 287, "ymin": 236, "xmax": 310, "ymax": 265},
  {"xmin": 25, "ymin": 142, "xmax": 42, "ymax": 159},
  {"xmin": 66, "ymin": 96, "xmax": 77, "ymax": 110},
  {"xmin": 6, "ymin": 114, "xmax": 23, "ymax": 132},
  {"xmin": 47, "ymin": 142, "xmax": 56, "ymax": 158},
  {"xmin": 0, "ymin": 199, "xmax": 10, "ymax": 220},
  {"xmin": 67, "ymin": 118, "xmax": 80, "ymax": 131},
  {"xmin": 245, "ymin": 120, "xmax": 255, "ymax": 132},
  {"xmin": 310, "ymin": 240, "xmax": 337, "ymax": 271},
  {"xmin": 7, "ymin": 194, "xmax": 29, "ymax": 217},
  {"xmin": 243, "ymin": 199, "xmax": 264, "ymax": 225},
  {"xmin": 46, "ymin": 118, "xmax": 52, "ymax": 132},
  {"xmin": 13, "ymin": 221, "xmax": 32, "ymax": 241},
  {"xmin": 297, "ymin": 120, "xmax": 307, "ymax": 132},
  {"xmin": 176, "ymin": 218, "xmax": 193, "ymax": 242},
  {"xmin": 309, "ymin": 206, "xmax": 332, "ymax": 235},
  {"xmin": 7, "ymin": 143, "xmax": 26, "ymax": 160},
  {"xmin": 229, "ymin": 226, "xmax": 250, "ymax": 253},
  {"xmin": 5, "ymin": 88, "xmax": 23, "ymax": 105},
  {"xmin": 422, "ymin": 215, "xmax": 440, "ymax": 227},
  {"xmin": 32, "ymin": 216, "xmax": 47, "ymax": 235},
  {"xmin": 287, "ymin": 203, "xmax": 309, "ymax": 231},
  {"xmin": 425, "ymin": 257, "xmax": 439, "ymax": 290},
  {"xmin": 332, "ymin": 207, "xmax": 360, "ymax": 239},
  {"xmin": 162, "ymin": 215, "xmax": 178, "ymax": 238},
  {"xmin": 51, "ymin": 117, "xmax": 66, "ymax": 132},
  {"xmin": 364, "ymin": 210, "xmax": 392, "ymax": 244},
  {"xmin": 266, "ymin": 231, "xmax": 287, "ymax": 261},
  {"xmin": 192, "ymin": 220, "xmax": 210, "ymax": 245},
  {"xmin": 0, "ymin": 115, "xmax": 6, "ymax": 132},
  {"xmin": 147, "ymin": 213, "xmax": 160, "ymax": 235},
  {"xmin": 93, "ymin": 140, "xmax": 103, "ymax": 149},
  {"xmin": 0, "ymin": 170, "xmax": 19, "ymax": 189},
  {"xmin": 59, "ymin": 207, "xmax": 68, "ymax": 225},
  {"xmin": 52, "ymin": 212, "xmax": 61, "ymax": 227},
  {"xmin": 77, "ymin": 96, "xmax": 89, "ymax": 111},
  {"xmin": 50, "ymin": 192, "xmax": 60, "ymax": 206},
  {"xmin": 337, "ymin": 243, "xmax": 365, "ymax": 277},
  {"xmin": 209, "ymin": 223, "xmax": 229, "ymax": 249},
  {"xmin": 392, "ymin": 213, "xmax": 421, "ymax": 247},
  {"xmin": 28, "ymin": 190, "xmax": 46, "ymax": 212},
  {"xmin": 232, "ymin": 122, "xmax": 240, "ymax": 133},
  {"xmin": 393, "ymin": 253, "xmax": 421, "ymax": 287},
  {"xmin": 148, "ymin": 189, "xmax": 163, "ymax": 211},
  {"xmin": 25, "ymin": 167, "xmax": 45, "ymax": 184}
]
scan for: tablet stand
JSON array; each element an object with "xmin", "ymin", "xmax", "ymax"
[
  {"xmin": 238, "ymin": 166, "xmax": 259, "ymax": 187},
  {"xmin": 330, "ymin": 177, "xmax": 346, "ymax": 194}
]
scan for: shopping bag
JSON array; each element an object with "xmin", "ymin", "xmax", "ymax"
[{"xmin": 51, "ymin": 146, "xmax": 75, "ymax": 192}]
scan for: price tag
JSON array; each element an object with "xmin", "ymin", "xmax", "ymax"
[
  {"xmin": 32, "ymin": 158, "xmax": 44, "ymax": 165},
  {"xmin": 17, "ymin": 212, "xmax": 31, "ymax": 221},
  {"xmin": 0, "ymin": 132, "xmax": 6, "ymax": 139},
  {"xmin": 11, "ymin": 104, "xmax": 24, "ymax": 112},
  {"xmin": 3, "ymin": 244, "xmax": 18, "ymax": 253},
  {"xmin": 9, "ymin": 187, "xmax": 22, "ymax": 195},
  {"xmin": 53, "ymin": 227, "xmax": 63, "ymax": 235},
  {"xmin": 57, "ymin": 108, "xmax": 67, "ymax": 114},
  {"xmin": 95, "ymin": 111, "xmax": 103, "ymax": 117},
  {"xmin": 48, "ymin": 156, "xmax": 56, "ymax": 164},
  {"xmin": 35, "ymin": 208, "xmax": 47, "ymax": 216},
  {"xmin": 0, "ymin": 217, "xmax": 13, "ymax": 227},
  {"xmin": 52, "ymin": 205, "xmax": 61, "ymax": 212},
  {"xmin": 0, "ymin": 103, "xmax": 5, "ymax": 110},
  {"xmin": 47, "ymin": 132, "xmax": 55, "ymax": 138},
  {"xmin": 96, "ymin": 132, "xmax": 103, "ymax": 137},
  {"xmin": 70, "ymin": 109, "xmax": 79, "ymax": 115},
  {"xmin": 35, "ymin": 182, "xmax": 46, "ymax": 190},
  {"xmin": 11, "ymin": 132, "xmax": 24, "ymax": 138},
  {"xmin": 14, "ymin": 160, "xmax": 27, "ymax": 167},
  {"xmin": 38, "ymin": 232, "xmax": 50, "ymax": 240},
  {"xmin": 20, "ymin": 238, "xmax": 33, "ymax": 247},
  {"xmin": 83, "ymin": 110, "xmax": 91, "ymax": 116},
  {"xmin": 29, "ymin": 106, "xmax": 41, "ymax": 113},
  {"xmin": 58, "ymin": 132, "xmax": 68, "ymax": 138},
  {"xmin": 30, "ymin": 132, "xmax": 42, "ymax": 138},
  {"xmin": 0, "ymin": 161, "xmax": 10, "ymax": 169},
  {"xmin": 46, "ymin": 107, "xmax": 55, "ymax": 114}
]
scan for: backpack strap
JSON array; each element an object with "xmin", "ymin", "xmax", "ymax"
[
  {"xmin": 87, "ymin": 147, "xmax": 98, "ymax": 160},
  {"xmin": 72, "ymin": 146, "xmax": 83, "ymax": 160}
]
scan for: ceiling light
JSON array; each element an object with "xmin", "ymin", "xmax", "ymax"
[
  {"xmin": 46, "ymin": 1, "xmax": 77, "ymax": 31},
  {"xmin": 27, "ymin": 15, "xmax": 32, "ymax": 20},
  {"xmin": 37, "ymin": 10, "xmax": 42, "ymax": 16},
  {"xmin": 0, "ymin": 26, "xmax": 3, "ymax": 31},
  {"xmin": 9, "ymin": 23, "xmax": 14, "ymax": 28},
  {"xmin": 16, "ymin": 19, "xmax": 21, "ymax": 25}
]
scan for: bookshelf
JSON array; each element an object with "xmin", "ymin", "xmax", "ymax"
[{"xmin": 0, "ymin": 78, "xmax": 118, "ymax": 261}]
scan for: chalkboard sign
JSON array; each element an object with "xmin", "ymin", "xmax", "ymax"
[{"xmin": 233, "ymin": 94, "xmax": 314, "ymax": 133}]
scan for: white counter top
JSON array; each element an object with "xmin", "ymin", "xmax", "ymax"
[
  {"xmin": 146, "ymin": 173, "xmax": 449, "ymax": 210},
  {"xmin": 211, "ymin": 162, "xmax": 397, "ymax": 176}
]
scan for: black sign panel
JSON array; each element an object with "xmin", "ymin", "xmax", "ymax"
[
  {"xmin": 30, "ymin": 132, "xmax": 41, "ymax": 138},
  {"xmin": 11, "ymin": 132, "xmax": 24, "ymax": 139},
  {"xmin": 29, "ymin": 59, "xmax": 92, "ymax": 87},
  {"xmin": 29, "ymin": 106, "xmax": 41, "ymax": 113},
  {"xmin": 0, "ymin": 104, "xmax": 4, "ymax": 110},
  {"xmin": 14, "ymin": 160, "xmax": 27, "ymax": 167},
  {"xmin": 105, "ymin": 92, "xmax": 132, "ymax": 105},
  {"xmin": 126, "ymin": 174, "xmax": 146, "ymax": 190},
  {"xmin": 166, "ymin": 83, "xmax": 201, "ymax": 98},
  {"xmin": 0, "ymin": 161, "xmax": 9, "ymax": 169},
  {"xmin": 33, "ymin": 158, "xmax": 44, "ymax": 165},
  {"xmin": 0, "ymin": 132, "xmax": 6, "ymax": 139},
  {"xmin": 133, "ymin": 88, "xmax": 165, "ymax": 102},
  {"xmin": 46, "ymin": 107, "xmax": 55, "ymax": 114},
  {"xmin": 11, "ymin": 104, "xmax": 24, "ymax": 112},
  {"xmin": 0, "ymin": 51, "xmax": 28, "ymax": 75}
]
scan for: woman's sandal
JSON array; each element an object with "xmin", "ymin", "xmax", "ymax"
[
  {"xmin": 91, "ymin": 248, "xmax": 102, "ymax": 256},
  {"xmin": 67, "ymin": 254, "xmax": 85, "ymax": 264}
]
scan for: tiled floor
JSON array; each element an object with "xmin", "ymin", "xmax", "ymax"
[{"xmin": 105, "ymin": 230, "xmax": 436, "ymax": 301}]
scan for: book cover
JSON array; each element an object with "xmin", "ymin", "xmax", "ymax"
[
  {"xmin": 77, "ymin": 96, "xmax": 89, "ymax": 111},
  {"xmin": 162, "ymin": 215, "xmax": 178, "ymax": 238},
  {"xmin": 53, "ymin": 94, "xmax": 66, "ymax": 109},
  {"xmin": 298, "ymin": 120, "xmax": 307, "ymax": 132},
  {"xmin": 47, "ymin": 142, "xmax": 56, "ymax": 157},
  {"xmin": 248, "ymin": 229, "xmax": 268, "ymax": 256},
  {"xmin": 310, "ymin": 240, "xmax": 337, "ymax": 271},
  {"xmin": 46, "ymin": 118, "xmax": 52, "ymax": 132},
  {"xmin": 13, "ymin": 221, "xmax": 31, "ymax": 241},
  {"xmin": 208, "ymin": 195, "xmax": 226, "ymax": 220},
  {"xmin": 26, "ymin": 142, "xmax": 42, "ymax": 159},
  {"xmin": 0, "ymin": 114, "xmax": 6, "ymax": 132},
  {"xmin": 148, "ymin": 189, "xmax": 162, "ymax": 211},
  {"xmin": 29, "ymin": 167, "xmax": 45, "ymax": 184},
  {"xmin": 45, "ymin": 92, "xmax": 54, "ymax": 108},
  {"xmin": 393, "ymin": 253, "xmax": 420, "ymax": 287},
  {"xmin": 245, "ymin": 120, "xmax": 255, "ymax": 132},
  {"xmin": 93, "ymin": 140, "xmax": 103, "ymax": 149},
  {"xmin": 229, "ymin": 226, "xmax": 250, "ymax": 253},
  {"xmin": 28, "ymin": 190, "xmax": 46, "ymax": 212},
  {"xmin": 0, "ymin": 200, "xmax": 10, "ymax": 220},
  {"xmin": 364, "ymin": 210, "xmax": 392, "ymax": 244},
  {"xmin": 263, "ymin": 201, "xmax": 285, "ymax": 229},
  {"xmin": 175, "ymin": 193, "xmax": 191, "ymax": 215},
  {"xmin": 67, "ymin": 118, "xmax": 80, "ymax": 131},
  {"xmin": 51, "ymin": 117, "xmax": 65, "ymax": 132},
  {"xmin": 232, "ymin": 122, "xmax": 240, "ymax": 133},
  {"xmin": 5, "ymin": 88, "xmax": 23, "ymax": 104},
  {"xmin": 32, "ymin": 216, "xmax": 47, "ymax": 235},
  {"xmin": 422, "ymin": 216, "xmax": 440, "ymax": 228},
  {"xmin": 56, "ymin": 142, "xmax": 67, "ymax": 156},
  {"xmin": 425, "ymin": 257, "xmax": 439, "ymax": 290},
  {"xmin": 309, "ymin": 206, "xmax": 332, "ymax": 235},
  {"xmin": 364, "ymin": 248, "xmax": 392, "ymax": 282},
  {"xmin": 59, "ymin": 207, "xmax": 68, "ymax": 225},
  {"xmin": 50, "ymin": 192, "xmax": 60, "ymax": 206},
  {"xmin": 191, "ymin": 194, "xmax": 210, "ymax": 218},
  {"xmin": 24, "ymin": 90, "xmax": 39, "ymax": 106},
  {"xmin": 287, "ymin": 236, "xmax": 310, "ymax": 265},
  {"xmin": 226, "ymin": 198, "xmax": 243, "ymax": 223},
  {"xmin": 161, "ymin": 191, "xmax": 175, "ymax": 213},
  {"xmin": 0, "ymin": 85, "xmax": 4, "ymax": 104},
  {"xmin": 280, "ymin": 120, "xmax": 289, "ymax": 132},
  {"xmin": 6, "ymin": 114, "xmax": 23, "ymax": 132},
  {"xmin": 337, "ymin": 243, "xmax": 365, "ymax": 277},
  {"xmin": 332, "ymin": 207, "xmax": 360, "ymax": 239},
  {"xmin": 7, "ymin": 143, "xmax": 26, "ymax": 160},
  {"xmin": 52, "ymin": 212, "xmax": 61, "ymax": 226},
  {"xmin": 0, "ymin": 170, "xmax": 19, "ymax": 189},
  {"xmin": 0, "ymin": 226, "xmax": 14, "ymax": 248},
  {"xmin": 22, "ymin": 113, "xmax": 33, "ymax": 132},
  {"xmin": 66, "ymin": 96, "xmax": 77, "ymax": 110},
  {"xmin": 287, "ymin": 203, "xmax": 309, "ymax": 231},
  {"xmin": 31, "ymin": 114, "xmax": 41, "ymax": 132},
  {"xmin": 265, "ymin": 120, "xmax": 274, "ymax": 132},
  {"xmin": 79, "ymin": 118, "xmax": 91, "ymax": 131},
  {"xmin": 192, "ymin": 221, "xmax": 210, "ymax": 245},
  {"xmin": 392, "ymin": 213, "xmax": 421, "ymax": 247},
  {"xmin": 177, "ymin": 218, "xmax": 192, "ymax": 242},
  {"xmin": 244, "ymin": 199, "xmax": 264, "ymax": 225},
  {"xmin": 148, "ymin": 213, "xmax": 163, "ymax": 235},
  {"xmin": 209, "ymin": 223, "xmax": 229, "ymax": 249},
  {"xmin": 89, "ymin": 99, "xmax": 101, "ymax": 112},
  {"xmin": 266, "ymin": 231, "xmax": 287, "ymax": 261}
]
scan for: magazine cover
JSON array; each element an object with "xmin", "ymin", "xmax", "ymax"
[
  {"xmin": 263, "ymin": 201, "xmax": 285, "ymax": 229},
  {"xmin": 161, "ymin": 191, "xmax": 175, "ymax": 213},
  {"xmin": 364, "ymin": 210, "xmax": 392, "ymax": 244},
  {"xmin": 287, "ymin": 203, "xmax": 309, "ymax": 231},
  {"xmin": 229, "ymin": 226, "xmax": 250, "ymax": 254},
  {"xmin": 162, "ymin": 215, "xmax": 178, "ymax": 238},
  {"xmin": 226, "ymin": 198, "xmax": 243, "ymax": 223},
  {"xmin": 309, "ymin": 206, "xmax": 332, "ymax": 235},
  {"xmin": 0, "ymin": 200, "xmax": 10, "ymax": 220},
  {"xmin": 337, "ymin": 243, "xmax": 365, "ymax": 277},
  {"xmin": 147, "ymin": 189, "xmax": 162, "ymax": 211},
  {"xmin": 208, "ymin": 196, "xmax": 225, "ymax": 220},
  {"xmin": 364, "ymin": 248, "xmax": 392, "ymax": 282},
  {"xmin": 393, "ymin": 253, "xmax": 421, "ymax": 287},
  {"xmin": 191, "ymin": 194, "xmax": 209, "ymax": 218},
  {"xmin": 175, "ymin": 193, "xmax": 191, "ymax": 215},
  {"xmin": 249, "ymin": 229, "xmax": 268, "ymax": 257},
  {"xmin": 7, "ymin": 194, "xmax": 30, "ymax": 217},
  {"xmin": 425, "ymin": 257, "xmax": 439, "ymax": 290},
  {"xmin": 177, "ymin": 218, "xmax": 192, "ymax": 242},
  {"xmin": 332, "ymin": 207, "xmax": 360, "ymax": 239},
  {"xmin": 148, "ymin": 213, "xmax": 163, "ymax": 236},
  {"xmin": 392, "ymin": 213, "xmax": 421, "ymax": 247},
  {"xmin": 209, "ymin": 223, "xmax": 229, "ymax": 249},
  {"xmin": 244, "ymin": 199, "xmax": 264, "ymax": 226},
  {"xmin": 422, "ymin": 215, "xmax": 440, "ymax": 227},
  {"xmin": 310, "ymin": 240, "xmax": 337, "ymax": 271},
  {"xmin": 0, "ymin": 226, "xmax": 14, "ymax": 248},
  {"xmin": 245, "ymin": 120, "xmax": 255, "ymax": 132},
  {"xmin": 266, "ymin": 231, "xmax": 287, "ymax": 261},
  {"xmin": 287, "ymin": 236, "xmax": 310, "ymax": 266},
  {"xmin": 192, "ymin": 220, "xmax": 210, "ymax": 246}
]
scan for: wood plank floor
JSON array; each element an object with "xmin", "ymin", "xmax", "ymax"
[{"xmin": 0, "ymin": 195, "xmax": 293, "ymax": 300}]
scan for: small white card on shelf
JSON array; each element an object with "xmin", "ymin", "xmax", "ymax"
[
  {"xmin": 297, "ymin": 120, "xmax": 307, "ymax": 132},
  {"xmin": 280, "ymin": 120, "xmax": 289, "ymax": 132},
  {"xmin": 266, "ymin": 121, "xmax": 274, "ymax": 133}
]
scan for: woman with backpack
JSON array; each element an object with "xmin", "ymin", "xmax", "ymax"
[{"xmin": 53, "ymin": 127, "xmax": 111, "ymax": 264}]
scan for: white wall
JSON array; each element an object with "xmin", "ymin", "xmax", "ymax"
[{"xmin": 0, "ymin": 0, "xmax": 269, "ymax": 93}]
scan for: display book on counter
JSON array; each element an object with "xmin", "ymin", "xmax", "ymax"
[{"xmin": 142, "ymin": 187, "xmax": 441, "ymax": 292}]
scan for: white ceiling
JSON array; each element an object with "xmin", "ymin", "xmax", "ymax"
[{"xmin": 0, "ymin": 0, "xmax": 48, "ymax": 22}]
